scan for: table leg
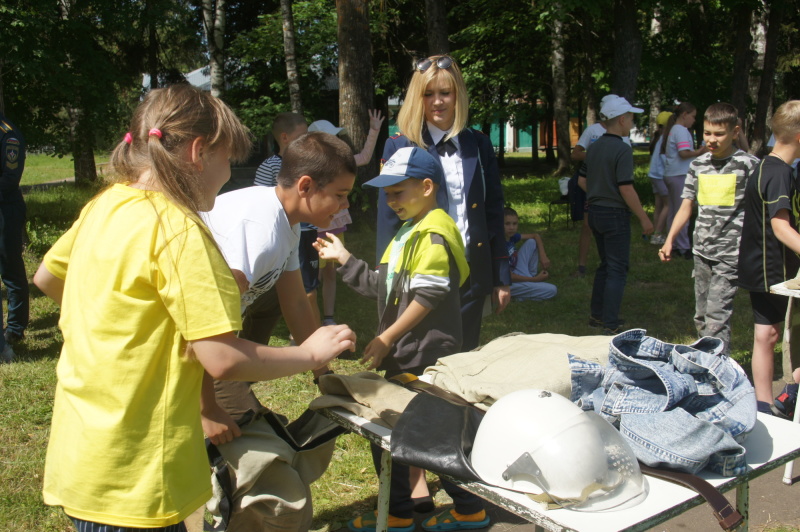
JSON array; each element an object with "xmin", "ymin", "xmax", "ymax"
[
  {"xmin": 736, "ymin": 481, "xmax": 749, "ymax": 532},
  {"xmin": 376, "ymin": 449, "xmax": 392, "ymax": 532},
  {"xmin": 782, "ymin": 296, "xmax": 799, "ymax": 486}
]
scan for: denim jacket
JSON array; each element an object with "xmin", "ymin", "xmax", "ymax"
[{"xmin": 569, "ymin": 329, "xmax": 756, "ymax": 476}]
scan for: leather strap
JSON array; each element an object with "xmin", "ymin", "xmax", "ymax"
[
  {"xmin": 639, "ymin": 464, "xmax": 743, "ymax": 531},
  {"xmin": 206, "ymin": 439, "xmax": 233, "ymax": 530}
]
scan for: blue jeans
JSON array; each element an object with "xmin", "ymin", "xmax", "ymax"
[
  {"xmin": 0, "ymin": 196, "xmax": 29, "ymax": 346},
  {"xmin": 588, "ymin": 206, "xmax": 630, "ymax": 329}
]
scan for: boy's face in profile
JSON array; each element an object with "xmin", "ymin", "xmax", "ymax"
[
  {"xmin": 504, "ymin": 214, "xmax": 519, "ymax": 240},
  {"xmin": 306, "ymin": 172, "xmax": 355, "ymax": 227},
  {"xmin": 384, "ymin": 177, "xmax": 435, "ymax": 223},
  {"xmin": 703, "ymin": 121, "xmax": 738, "ymax": 159},
  {"xmin": 619, "ymin": 112, "xmax": 635, "ymax": 137}
]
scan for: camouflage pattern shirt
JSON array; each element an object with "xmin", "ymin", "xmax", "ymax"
[{"xmin": 681, "ymin": 149, "xmax": 760, "ymax": 266}]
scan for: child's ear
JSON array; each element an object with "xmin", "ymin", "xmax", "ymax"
[
  {"xmin": 297, "ymin": 175, "xmax": 313, "ymax": 197},
  {"xmin": 189, "ymin": 137, "xmax": 207, "ymax": 170},
  {"xmin": 422, "ymin": 178, "xmax": 435, "ymax": 196}
]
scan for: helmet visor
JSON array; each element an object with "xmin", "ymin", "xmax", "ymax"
[{"xmin": 503, "ymin": 412, "xmax": 648, "ymax": 512}]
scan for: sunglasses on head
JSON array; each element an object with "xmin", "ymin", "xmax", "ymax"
[{"xmin": 416, "ymin": 56, "xmax": 454, "ymax": 72}]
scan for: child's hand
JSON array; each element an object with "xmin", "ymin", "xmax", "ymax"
[
  {"xmin": 313, "ymin": 233, "xmax": 351, "ymax": 265},
  {"xmin": 201, "ymin": 404, "xmax": 242, "ymax": 445},
  {"xmin": 369, "ymin": 109, "xmax": 384, "ymax": 131},
  {"xmin": 659, "ymin": 241, "xmax": 673, "ymax": 262},
  {"xmin": 301, "ymin": 324, "xmax": 356, "ymax": 367},
  {"xmin": 361, "ymin": 335, "xmax": 392, "ymax": 370},
  {"xmin": 534, "ymin": 270, "xmax": 549, "ymax": 282}
]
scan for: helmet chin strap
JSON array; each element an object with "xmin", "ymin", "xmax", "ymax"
[{"xmin": 504, "ymin": 451, "xmax": 625, "ymax": 510}]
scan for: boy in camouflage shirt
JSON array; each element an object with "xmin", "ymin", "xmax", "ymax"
[{"xmin": 659, "ymin": 103, "xmax": 760, "ymax": 354}]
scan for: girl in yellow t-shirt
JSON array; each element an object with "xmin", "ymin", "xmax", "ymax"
[{"xmin": 33, "ymin": 85, "xmax": 355, "ymax": 532}]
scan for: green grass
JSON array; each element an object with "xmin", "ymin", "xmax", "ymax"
[
  {"xmin": 21, "ymin": 153, "xmax": 110, "ymax": 186},
  {"xmin": 1, "ymin": 154, "xmax": 797, "ymax": 531}
]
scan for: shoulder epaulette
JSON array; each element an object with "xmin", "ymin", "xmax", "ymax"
[
  {"xmin": 471, "ymin": 128, "xmax": 488, "ymax": 137},
  {"xmin": 0, "ymin": 121, "xmax": 12, "ymax": 134},
  {"xmin": 390, "ymin": 132, "xmax": 405, "ymax": 140}
]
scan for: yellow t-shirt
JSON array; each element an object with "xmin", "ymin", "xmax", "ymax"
[{"xmin": 42, "ymin": 184, "xmax": 242, "ymax": 527}]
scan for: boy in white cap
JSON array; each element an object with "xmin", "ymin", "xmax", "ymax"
[
  {"xmin": 569, "ymin": 94, "xmax": 632, "ymax": 278},
  {"xmin": 578, "ymin": 97, "xmax": 653, "ymax": 334},
  {"xmin": 315, "ymin": 146, "xmax": 487, "ymax": 532}
]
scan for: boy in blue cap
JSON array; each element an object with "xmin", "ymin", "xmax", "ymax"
[{"xmin": 315, "ymin": 146, "xmax": 489, "ymax": 532}]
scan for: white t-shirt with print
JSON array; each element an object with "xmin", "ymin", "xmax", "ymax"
[
  {"xmin": 203, "ymin": 186, "xmax": 300, "ymax": 312},
  {"xmin": 577, "ymin": 123, "xmax": 632, "ymax": 149}
]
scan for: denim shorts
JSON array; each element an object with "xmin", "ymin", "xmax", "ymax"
[{"xmin": 70, "ymin": 517, "xmax": 187, "ymax": 532}]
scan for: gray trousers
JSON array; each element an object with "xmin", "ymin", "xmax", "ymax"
[{"xmin": 693, "ymin": 255, "xmax": 738, "ymax": 355}]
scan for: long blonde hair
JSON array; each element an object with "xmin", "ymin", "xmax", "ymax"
[
  {"xmin": 397, "ymin": 55, "xmax": 470, "ymax": 148},
  {"xmin": 109, "ymin": 84, "xmax": 252, "ymax": 215}
]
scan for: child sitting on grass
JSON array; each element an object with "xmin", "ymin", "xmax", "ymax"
[
  {"xmin": 503, "ymin": 207, "xmax": 556, "ymax": 301},
  {"xmin": 315, "ymin": 146, "xmax": 490, "ymax": 532}
]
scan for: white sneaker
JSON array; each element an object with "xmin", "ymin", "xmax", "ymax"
[
  {"xmin": 1, "ymin": 343, "xmax": 15, "ymax": 363},
  {"xmin": 322, "ymin": 318, "xmax": 337, "ymax": 326},
  {"xmin": 650, "ymin": 235, "xmax": 665, "ymax": 245}
]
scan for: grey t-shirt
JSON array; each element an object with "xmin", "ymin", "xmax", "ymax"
[{"xmin": 582, "ymin": 133, "xmax": 634, "ymax": 210}]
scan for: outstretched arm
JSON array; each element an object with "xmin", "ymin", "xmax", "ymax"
[
  {"xmin": 353, "ymin": 110, "xmax": 385, "ymax": 167},
  {"xmin": 191, "ymin": 326, "xmax": 355, "ymax": 382}
]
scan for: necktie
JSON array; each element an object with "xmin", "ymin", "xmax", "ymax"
[{"xmin": 436, "ymin": 138, "xmax": 457, "ymax": 157}]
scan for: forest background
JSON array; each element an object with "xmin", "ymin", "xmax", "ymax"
[{"xmin": 1, "ymin": 0, "xmax": 800, "ymax": 193}]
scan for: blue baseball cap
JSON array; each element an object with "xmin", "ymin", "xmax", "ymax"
[{"xmin": 364, "ymin": 147, "xmax": 444, "ymax": 188}]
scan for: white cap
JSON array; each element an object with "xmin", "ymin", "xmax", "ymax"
[
  {"xmin": 600, "ymin": 94, "xmax": 620, "ymax": 106},
  {"xmin": 308, "ymin": 120, "xmax": 343, "ymax": 136},
  {"xmin": 600, "ymin": 97, "xmax": 644, "ymax": 120}
]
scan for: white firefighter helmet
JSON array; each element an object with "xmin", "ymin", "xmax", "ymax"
[{"xmin": 470, "ymin": 389, "xmax": 647, "ymax": 511}]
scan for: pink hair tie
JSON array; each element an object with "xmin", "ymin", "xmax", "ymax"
[
  {"xmin": 148, "ymin": 128, "xmax": 163, "ymax": 139},
  {"xmin": 123, "ymin": 132, "xmax": 133, "ymax": 144}
]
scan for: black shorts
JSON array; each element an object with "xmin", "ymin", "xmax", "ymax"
[
  {"xmin": 298, "ymin": 230, "xmax": 320, "ymax": 294},
  {"xmin": 749, "ymin": 291, "xmax": 789, "ymax": 325}
]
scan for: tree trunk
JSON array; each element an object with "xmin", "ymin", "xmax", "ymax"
[
  {"xmin": 550, "ymin": 10, "xmax": 571, "ymax": 176},
  {"xmin": 577, "ymin": 8, "xmax": 597, "ymax": 128},
  {"xmin": 202, "ymin": 0, "xmax": 225, "ymax": 98},
  {"xmin": 281, "ymin": 0, "xmax": 303, "ymax": 114},
  {"xmin": 68, "ymin": 107, "xmax": 98, "ymax": 186},
  {"xmin": 730, "ymin": 2, "xmax": 754, "ymax": 123},
  {"xmin": 59, "ymin": 0, "xmax": 96, "ymax": 185},
  {"xmin": 751, "ymin": 1, "xmax": 781, "ymax": 157},
  {"xmin": 647, "ymin": 8, "xmax": 662, "ymax": 137},
  {"xmin": 147, "ymin": 0, "xmax": 159, "ymax": 90},
  {"xmin": 544, "ymin": 98, "xmax": 555, "ymax": 164},
  {"xmin": 425, "ymin": 0, "xmax": 449, "ymax": 55},
  {"xmin": 747, "ymin": 1, "xmax": 767, "ymax": 134},
  {"xmin": 531, "ymin": 95, "xmax": 539, "ymax": 163},
  {"xmin": 498, "ymin": 120, "xmax": 505, "ymax": 168},
  {"xmin": 611, "ymin": 0, "xmax": 642, "ymax": 102},
  {"xmin": 337, "ymin": 0, "xmax": 375, "ymax": 182}
]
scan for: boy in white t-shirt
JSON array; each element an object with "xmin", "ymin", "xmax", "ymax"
[
  {"xmin": 569, "ymin": 94, "xmax": 632, "ymax": 277},
  {"xmin": 201, "ymin": 131, "xmax": 356, "ymax": 530}
]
